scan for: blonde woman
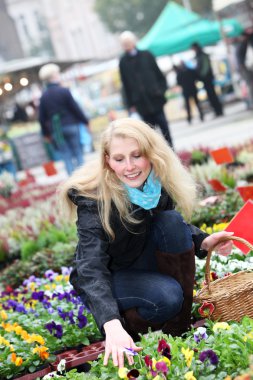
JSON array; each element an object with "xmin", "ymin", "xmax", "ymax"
[{"xmin": 58, "ymin": 118, "xmax": 233, "ymax": 368}]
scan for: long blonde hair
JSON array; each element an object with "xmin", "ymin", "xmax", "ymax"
[{"xmin": 58, "ymin": 118, "xmax": 197, "ymax": 238}]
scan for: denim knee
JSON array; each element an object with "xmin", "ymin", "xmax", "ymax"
[
  {"xmin": 152, "ymin": 210, "xmax": 193, "ymax": 253},
  {"xmin": 139, "ymin": 276, "xmax": 184, "ymax": 324}
]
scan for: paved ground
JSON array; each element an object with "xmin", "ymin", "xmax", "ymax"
[{"xmin": 170, "ymin": 101, "xmax": 253, "ymax": 151}]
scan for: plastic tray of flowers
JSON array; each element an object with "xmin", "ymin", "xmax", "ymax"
[{"xmin": 50, "ymin": 341, "xmax": 105, "ymax": 370}]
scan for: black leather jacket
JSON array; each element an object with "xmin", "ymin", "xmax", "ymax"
[{"xmin": 68, "ymin": 189, "xmax": 208, "ymax": 331}]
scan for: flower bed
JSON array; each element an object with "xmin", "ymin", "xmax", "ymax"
[
  {"xmin": 1, "ymin": 246, "xmax": 252, "ymax": 379},
  {"xmin": 0, "ymin": 269, "xmax": 102, "ymax": 379}
]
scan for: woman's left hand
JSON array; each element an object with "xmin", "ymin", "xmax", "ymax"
[{"xmin": 201, "ymin": 231, "xmax": 234, "ymax": 256}]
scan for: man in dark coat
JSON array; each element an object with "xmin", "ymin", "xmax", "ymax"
[
  {"xmin": 119, "ymin": 31, "xmax": 173, "ymax": 147},
  {"xmin": 191, "ymin": 42, "xmax": 223, "ymax": 117},
  {"xmin": 174, "ymin": 61, "xmax": 204, "ymax": 124}
]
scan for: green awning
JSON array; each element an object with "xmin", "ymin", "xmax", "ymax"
[{"xmin": 138, "ymin": 2, "xmax": 243, "ymax": 56}]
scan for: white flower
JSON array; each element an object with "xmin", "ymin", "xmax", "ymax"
[
  {"xmin": 57, "ymin": 359, "xmax": 66, "ymax": 374},
  {"xmin": 42, "ymin": 372, "xmax": 61, "ymax": 379}
]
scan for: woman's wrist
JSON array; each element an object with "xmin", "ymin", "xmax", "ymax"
[{"xmin": 103, "ymin": 319, "xmax": 122, "ymax": 333}]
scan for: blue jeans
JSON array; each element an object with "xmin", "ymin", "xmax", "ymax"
[
  {"xmin": 112, "ymin": 210, "xmax": 193, "ymax": 324},
  {"xmin": 60, "ymin": 124, "xmax": 84, "ymax": 175}
]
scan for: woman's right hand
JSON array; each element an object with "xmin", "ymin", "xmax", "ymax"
[{"xmin": 103, "ymin": 319, "xmax": 142, "ymax": 368}]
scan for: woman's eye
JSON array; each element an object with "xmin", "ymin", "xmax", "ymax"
[
  {"xmin": 133, "ymin": 155, "xmax": 141, "ymax": 158},
  {"xmin": 115, "ymin": 158, "xmax": 123, "ymax": 162}
]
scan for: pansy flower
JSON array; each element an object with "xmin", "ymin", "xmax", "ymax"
[
  {"xmin": 45, "ymin": 321, "xmax": 63, "ymax": 339},
  {"xmin": 184, "ymin": 371, "xmax": 197, "ymax": 380},
  {"xmin": 194, "ymin": 327, "xmax": 208, "ymax": 343},
  {"xmin": 198, "ymin": 302, "xmax": 215, "ymax": 317},
  {"xmin": 181, "ymin": 347, "xmax": 194, "ymax": 367},
  {"xmin": 213, "ymin": 322, "xmax": 231, "ymax": 332},
  {"xmin": 156, "ymin": 360, "xmax": 169, "ymax": 374},
  {"xmin": 199, "ymin": 349, "xmax": 219, "ymax": 365},
  {"xmin": 157, "ymin": 339, "xmax": 171, "ymax": 359}
]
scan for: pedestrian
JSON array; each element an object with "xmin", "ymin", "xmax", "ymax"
[
  {"xmin": 119, "ymin": 31, "xmax": 173, "ymax": 147},
  {"xmin": 174, "ymin": 61, "xmax": 204, "ymax": 124},
  {"xmin": 38, "ymin": 63, "xmax": 89, "ymax": 175},
  {"xmin": 191, "ymin": 42, "xmax": 223, "ymax": 117},
  {"xmin": 235, "ymin": 30, "xmax": 253, "ymax": 109},
  {"xmin": 58, "ymin": 117, "xmax": 233, "ymax": 368}
]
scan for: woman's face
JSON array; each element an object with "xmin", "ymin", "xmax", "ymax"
[{"xmin": 106, "ymin": 136, "xmax": 151, "ymax": 188}]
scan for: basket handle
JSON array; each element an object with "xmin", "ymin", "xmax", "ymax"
[{"xmin": 205, "ymin": 235, "xmax": 253, "ymax": 293}]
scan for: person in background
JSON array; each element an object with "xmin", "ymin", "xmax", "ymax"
[
  {"xmin": 38, "ymin": 63, "xmax": 89, "ymax": 175},
  {"xmin": 235, "ymin": 29, "xmax": 253, "ymax": 109},
  {"xmin": 12, "ymin": 102, "xmax": 28, "ymax": 123},
  {"xmin": 119, "ymin": 31, "xmax": 173, "ymax": 147},
  {"xmin": 58, "ymin": 118, "xmax": 233, "ymax": 368},
  {"xmin": 174, "ymin": 61, "xmax": 204, "ymax": 124},
  {"xmin": 191, "ymin": 42, "xmax": 223, "ymax": 117}
]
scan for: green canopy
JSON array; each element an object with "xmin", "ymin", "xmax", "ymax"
[{"xmin": 138, "ymin": 2, "xmax": 243, "ymax": 56}]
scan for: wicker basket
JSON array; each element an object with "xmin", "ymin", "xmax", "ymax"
[{"xmin": 194, "ymin": 236, "xmax": 253, "ymax": 322}]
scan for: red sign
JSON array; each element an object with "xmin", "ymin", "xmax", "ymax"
[
  {"xmin": 225, "ymin": 200, "xmax": 253, "ymax": 254},
  {"xmin": 210, "ymin": 147, "xmax": 234, "ymax": 165},
  {"xmin": 237, "ymin": 185, "xmax": 253, "ymax": 202},
  {"xmin": 208, "ymin": 179, "xmax": 227, "ymax": 192}
]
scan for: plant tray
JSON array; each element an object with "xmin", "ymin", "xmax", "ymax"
[
  {"xmin": 50, "ymin": 341, "xmax": 105, "ymax": 370},
  {"xmin": 14, "ymin": 365, "xmax": 51, "ymax": 380}
]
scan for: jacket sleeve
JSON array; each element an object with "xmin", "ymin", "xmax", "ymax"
[
  {"xmin": 188, "ymin": 224, "xmax": 209, "ymax": 259},
  {"xmin": 64, "ymin": 89, "xmax": 89, "ymax": 125},
  {"xmin": 146, "ymin": 51, "xmax": 168, "ymax": 93},
  {"xmin": 71, "ymin": 200, "xmax": 122, "ymax": 332},
  {"xmin": 39, "ymin": 97, "xmax": 51, "ymax": 137}
]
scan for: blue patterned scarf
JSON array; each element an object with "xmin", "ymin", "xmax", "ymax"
[{"xmin": 124, "ymin": 169, "xmax": 161, "ymax": 210}]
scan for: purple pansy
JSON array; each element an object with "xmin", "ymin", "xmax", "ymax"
[
  {"xmin": 194, "ymin": 327, "xmax": 208, "ymax": 343},
  {"xmin": 32, "ymin": 291, "xmax": 45, "ymax": 302},
  {"xmin": 199, "ymin": 349, "xmax": 219, "ymax": 365},
  {"xmin": 45, "ymin": 321, "xmax": 63, "ymax": 339}
]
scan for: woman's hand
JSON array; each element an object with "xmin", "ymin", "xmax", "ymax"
[
  {"xmin": 103, "ymin": 319, "xmax": 142, "ymax": 368},
  {"xmin": 201, "ymin": 231, "xmax": 234, "ymax": 256}
]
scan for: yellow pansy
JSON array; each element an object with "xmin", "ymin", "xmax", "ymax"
[
  {"xmin": 33, "ymin": 345, "xmax": 49, "ymax": 360},
  {"xmin": 21, "ymin": 330, "xmax": 29, "ymax": 340},
  {"xmin": 152, "ymin": 358, "xmax": 157, "ymax": 370},
  {"xmin": 153, "ymin": 376, "xmax": 163, "ymax": 380},
  {"xmin": 181, "ymin": 347, "xmax": 194, "ymax": 367},
  {"xmin": 184, "ymin": 371, "xmax": 197, "ymax": 380},
  {"xmin": 30, "ymin": 334, "xmax": 45, "ymax": 345},
  {"xmin": 0, "ymin": 310, "xmax": 8, "ymax": 320},
  {"xmin": 14, "ymin": 325, "xmax": 23, "ymax": 335},
  {"xmin": 11, "ymin": 353, "xmax": 23, "ymax": 366},
  {"xmin": 213, "ymin": 322, "xmax": 231, "ymax": 332},
  {"xmin": 118, "ymin": 367, "xmax": 128, "ymax": 379},
  {"xmin": 29, "ymin": 282, "xmax": 36, "ymax": 291},
  {"xmin": 243, "ymin": 331, "xmax": 253, "ymax": 342},
  {"xmin": 65, "ymin": 275, "xmax": 70, "ymax": 282},
  {"xmin": 161, "ymin": 356, "xmax": 171, "ymax": 366},
  {"xmin": 55, "ymin": 275, "xmax": 63, "ymax": 282}
]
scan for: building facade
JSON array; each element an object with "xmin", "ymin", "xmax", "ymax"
[{"xmin": 5, "ymin": 0, "xmax": 121, "ymax": 61}]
